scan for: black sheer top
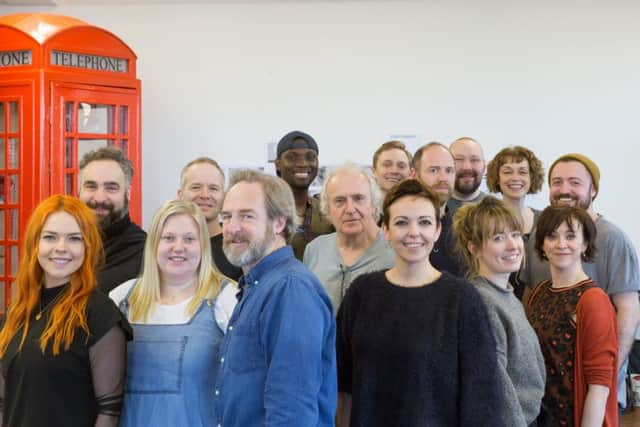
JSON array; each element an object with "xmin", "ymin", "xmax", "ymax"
[{"xmin": 0, "ymin": 284, "xmax": 132, "ymax": 427}]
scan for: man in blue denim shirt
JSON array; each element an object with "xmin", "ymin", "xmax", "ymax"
[{"xmin": 215, "ymin": 169, "xmax": 337, "ymax": 427}]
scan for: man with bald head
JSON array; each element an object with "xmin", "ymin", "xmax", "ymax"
[
  {"xmin": 412, "ymin": 142, "xmax": 463, "ymax": 276},
  {"xmin": 448, "ymin": 137, "xmax": 487, "ymax": 213}
]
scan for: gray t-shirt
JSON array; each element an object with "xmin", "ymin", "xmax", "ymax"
[
  {"xmin": 470, "ymin": 277, "xmax": 546, "ymax": 426},
  {"xmin": 303, "ymin": 231, "xmax": 395, "ymax": 311},
  {"xmin": 446, "ymin": 191, "xmax": 486, "ymax": 216}
]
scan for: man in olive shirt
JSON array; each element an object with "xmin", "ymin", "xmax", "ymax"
[{"xmin": 275, "ymin": 130, "xmax": 333, "ymax": 260}]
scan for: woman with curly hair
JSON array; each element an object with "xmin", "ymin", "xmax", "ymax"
[
  {"xmin": 0, "ymin": 195, "xmax": 132, "ymax": 427},
  {"xmin": 486, "ymin": 146, "xmax": 545, "ymax": 298}
]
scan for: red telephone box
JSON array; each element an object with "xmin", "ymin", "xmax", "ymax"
[{"xmin": 0, "ymin": 13, "xmax": 142, "ymax": 309}]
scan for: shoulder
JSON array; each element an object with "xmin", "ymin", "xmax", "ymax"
[
  {"xmin": 349, "ymin": 270, "xmax": 387, "ymax": 293},
  {"xmin": 579, "ymin": 286, "xmax": 613, "ymax": 311},
  {"xmin": 303, "ymin": 232, "xmax": 336, "ymax": 260},
  {"xmin": 87, "ymin": 289, "xmax": 132, "ymax": 343},
  {"xmin": 108, "ymin": 278, "xmax": 137, "ymax": 306}
]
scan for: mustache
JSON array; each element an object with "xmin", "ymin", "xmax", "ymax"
[
  {"xmin": 86, "ymin": 200, "xmax": 115, "ymax": 211},
  {"xmin": 457, "ymin": 171, "xmax": 478, "ymax": 178},
  {"xmin": 553, "ymin": 193, "xmax": 577, "ymax": 200}
]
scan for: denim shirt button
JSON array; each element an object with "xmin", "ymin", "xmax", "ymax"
[
  {"xmin": 220, "ymin": 357, "xmax": 225, "ymax": 363},
  {"xmin": 228, "ymin": 325, "xmax": 233, "ymax": 331},
  {"xmin": 215, "ymin": 389, "xmax": 220, "ymax": 396},
  {"xmin": 254, "ymin": 280, "xmax": 258, "ymax": 285}
]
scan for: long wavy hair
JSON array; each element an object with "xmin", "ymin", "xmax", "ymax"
[
  {"xmin": 0, "ymin": 195, "xmax": 103, "ymax": 355},
  {"xmin": 128, "ymin": 200, "xmax": 224, "ymax": 322}
]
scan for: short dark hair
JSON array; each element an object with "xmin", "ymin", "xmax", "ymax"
[
  {"xmin": 79, "ymin": 146, "xmax": 134, "ymax": 188},
  {"xmin": 486, "ymin": 146, "xmax": 544, "ymax": 194},
  {"xmin": 534, "ymin": 205, "xmax": 597, "ymax": 262},
  {"xmin": 381, "ymin": 179, "xmax": 440, "ymax": 228}
]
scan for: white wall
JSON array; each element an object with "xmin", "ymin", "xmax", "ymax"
[{"xmin": 2, "ymin": 1, "xmax": 640, "ymax": 252}]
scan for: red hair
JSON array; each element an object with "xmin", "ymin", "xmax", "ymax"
[{"xmin": 0, "ymin": 195, "xmax": 103, "ymax": 355}]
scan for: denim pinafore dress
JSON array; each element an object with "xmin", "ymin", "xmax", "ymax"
[{"xmin": 118, "ymin": 290, "xmax": 224, "ymax": 427}]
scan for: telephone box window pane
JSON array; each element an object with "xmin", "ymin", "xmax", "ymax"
[
  {"xmin": 8, "ymin": 138, "xmax": 18, "ymax": 169},
  {"xmin": 65, "ymin": 102, "xmax": 74, "ymax": 132},
  {"xmin": 0, "ymin": 138, "xmax": 4, "ymax": 169},
  {"xmin": 9, "ymin": 102, "xmax": 18, "ymax": 133},
  {"xmin": 119, "ymin": 106, "xmax": 128, "ymax": 134},
  {"xmin": 78, "ymin": 139, "xmax": 110, "ymax": 166},
  {"xmin": 77, "ymin": 103, "xmax": 114, "ymax": 134},
  {"xmin": 65, "ymin": 138, "xmax": 74, "ymax": 168},
  {"xmin": 120, "ymin": 139, "xmax": 128, "ymax": 153},
  {"xmin": 9, "ymin": 175, "xmax": 17, "ymax": 204},
  {"xmin": 0, "ymin": 176, "xmax": 4, "ymax": 204},
  {"xmin": 10, "ymin": 245, "xmax": 18, "ymax": 276},
  {"xmin": 0, "ymin": 247, "xmax": 5, "ymax": 275},
  {"xmin": 0, "ymin": 210, "xmax": 4, "ymax": 239},
  {"xmin": 9, "ymin": 209, "xmax": 17, "ymax": 240},
  {"xmin": 65, "ymin": 174, "xmax": 73, "ymax": 195},
  {"xmin": 0, "ymin": 103, "xmax": 4, "ymax": 132}
]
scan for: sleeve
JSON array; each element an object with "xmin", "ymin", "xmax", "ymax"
[
  {"xmin": 87, "ymin": 291, "xmax": 133, "ymax": 347},
  {"xmin": 259, "ymin": 276, "xmax": 336, "ymax": 427},
  {"xmin": 481, "ymin": 295, "xmax": 528, "ymax": 427},
  {"xmin": 457, "ymin": 286, "xmax": 510, "ymax": 427},
  {"xmin": 89, "ymin": 325, "xmax": 127, "ymax": 426},
  {"xmin": 598, "ymin": 228, "xmax": 640, "ymax": 294},
  {"xmin": 578, "ymin": 288, "xmax": 618, "ymax": 386},
  {"xmin": 336, "ymin": 277, "xmax": 360, "ymax": 394}
]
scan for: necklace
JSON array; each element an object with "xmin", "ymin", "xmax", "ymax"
[{"xmin": 35, "ymin": 289, "xmax": 66, "ymax": 320}]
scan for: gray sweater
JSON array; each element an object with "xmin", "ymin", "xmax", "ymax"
[{"xmin": 470, "ymin": 276, "xmax": 546, "ymax": 426}]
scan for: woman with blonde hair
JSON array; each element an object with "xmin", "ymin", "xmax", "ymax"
[
  {"xmin": 453, "ymin": 196, "xmax": 545, "ymax": 426},
  {"xmin": 110, "ymin": 199, "xmax": 236, "ymax": 426},
  {"xmin": 0, "ymin": 194, "xmax": 131, "ymax": 427}
]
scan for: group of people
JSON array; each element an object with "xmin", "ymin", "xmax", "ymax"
[{"xmin": 0, "ymin": 131, "xmax": 637, "ymax": 427}]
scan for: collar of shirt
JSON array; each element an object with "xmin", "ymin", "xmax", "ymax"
[{"xmin": 237, "ymin": 246, "xmax": 294, "ymax": 299}]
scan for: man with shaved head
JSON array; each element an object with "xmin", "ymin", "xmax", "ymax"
[{"xmin": 448, "ymin": 137, "xmax": 487, "ymax": 213}]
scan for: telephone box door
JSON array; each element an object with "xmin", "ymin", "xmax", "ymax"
[
  {"xmin": 0, "ymin": 82, "xmax": 33, "ymax": 309},
  {"xmin": 50, "ymin": 82, "xmax": 141, "ymax": 222}
]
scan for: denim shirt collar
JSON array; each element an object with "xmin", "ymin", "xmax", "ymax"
[{"xmin": 241, "ymin": 245, "xmax": 294, "ymax": 291}]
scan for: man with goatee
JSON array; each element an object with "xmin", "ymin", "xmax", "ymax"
[{"xmin": 448, "ymin": 136, "xmax": 487, "ymax": 214}]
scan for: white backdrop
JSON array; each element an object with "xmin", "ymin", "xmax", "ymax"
[{"xmin": 2, "ymin": 1, "xmax": 639, "ymax": 252}]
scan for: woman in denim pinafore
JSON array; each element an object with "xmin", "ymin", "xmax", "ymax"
[{"xmin": 109, "ymin": 200, "xmax": 237, "ymax": 427}]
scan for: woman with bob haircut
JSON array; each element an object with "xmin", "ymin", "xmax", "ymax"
[
  {"xmin": 110, "ymin": 199, "xmax": 237, "ymax": 427},
  {"xmin": 336, "ymin": 179, "xmax": 507, "ymax": 427},
  {"xmin": 453, "ymin": 196, "xmax": 545, "ymax": 426},
  {"xmin": 0, "ymin": 194, "xmax": 132, "ymax": 427},
  {"xmin": 486, "ymin": 146, "xmax": 545, "ymax": 299},
  {"xmin": 527, "ymin": 205, "xmax": 618, "ymax": 427}
]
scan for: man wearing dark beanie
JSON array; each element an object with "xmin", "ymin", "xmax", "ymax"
[
  {"xmin": 523, "ymin": 152, "xmax": 640, "ymax": 413},
  {"xmin": 275, "ymin": 130, "xmax": 333, "ymax": 260}
]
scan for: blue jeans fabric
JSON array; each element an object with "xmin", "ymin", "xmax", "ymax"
[{"xmin": 119, "ymin": 300, "xmax": 223, "ymax": 427}]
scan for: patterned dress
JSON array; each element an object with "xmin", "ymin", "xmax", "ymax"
[{"xmin": 527, "ymin": 278, "xmax": 595, "ymax": 426}]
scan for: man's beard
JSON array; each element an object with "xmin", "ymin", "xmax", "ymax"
[
  {"xmin": 551, "ymin": 192, "xmax": 592, "ymax": 210},
  {"xmin": 454, "ymin": 170, "xmax": 482, "ymax": 196},
  {"xmin": 87, "ymin": 198, "xmax": 128, "ymax": 230},
  {"xmin": 223, "ymin": 226, "xmax": 275, "ymax": 268}
]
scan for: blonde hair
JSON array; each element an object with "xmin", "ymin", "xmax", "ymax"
[{"xmin": 128, "ymin": 200, "xmax": 224, "ymax": 322}]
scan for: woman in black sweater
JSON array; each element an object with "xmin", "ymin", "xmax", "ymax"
[{"xmin": 336, "ymin": 179, "xmax": 506, "ymax": 427}]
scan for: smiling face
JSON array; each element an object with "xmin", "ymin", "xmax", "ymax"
[
  {"xmin": 37, "ymin": 211, "xmax": 86, "ymax": 288},
  {"xmin": 79, "ymin": 159, "xmax": 129, "ymax": 229},
  {"xmin": 275, "ymin": 145, "xmax": 319, "ymax": 191},
  {"xmin": 156, "ymin": 214, "xmax": 202, "ymax": 284},
  {"xmin": 543, "ymin": 218, "xmax": 587, "ymax": 272},
  {"xmin": 415, "ymin": 145, "xmax": 455, "ymax": 205},
  {"xmin": 373, "ymin": 148, "xmax": 412, "ymax": 193},
  {"xmin": 499, "ymin": 159, "xmax": 531, "ymax": 201},
  {"xmin": 326, "ymin": 170, "xmax": 377, "ymax": 237},
  {"xmin": 383, "ymin": 195, "xmax": 441, "ymax": 265},
  {"xmin": 450, "ymin": 138, "xmax": 485, "ymax": 196},
  {"xmin": 178, "ymin": 162, "xmax": 225, "ymax": 224},
  {"xmin": 549, "ymin": 161, "xmax": 595, "ymax": 210},
  {"xmin": 475, "ymin": 226, "xmax": 523, "ymax": 280},
  {"xmin": 221, "ymin": 181, "xmax": 282, "ymax": 271}
]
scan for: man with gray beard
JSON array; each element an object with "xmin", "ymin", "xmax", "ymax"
[
  {"xmin": 79, "ymin": 147, "xmax": 146, "ymax": 293},
  {"xmin": 215, "ymin": 169, "xmax": 336, "ymax": 427}
]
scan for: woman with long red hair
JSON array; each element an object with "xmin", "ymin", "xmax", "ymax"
[{"xmin": 0, "ymin": 194, "xmax": 132, "ymax": 427}]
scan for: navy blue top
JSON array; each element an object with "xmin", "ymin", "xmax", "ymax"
[{"xmin": 214, "ymin": 246, "xmax": 337, "ymax": 427}]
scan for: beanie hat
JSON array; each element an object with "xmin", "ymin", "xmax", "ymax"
[
  {"xmin": 276, "ymin": 131, "xmax": 318, "ymax": 159},
  {"xmin": 549, "ymin": 153, "xmax": 600, "ymax": 199}
]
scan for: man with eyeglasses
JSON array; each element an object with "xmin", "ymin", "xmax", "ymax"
[{"xmin": 275, "ymin": 130, "xmax": 333, "ymax": 260}]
